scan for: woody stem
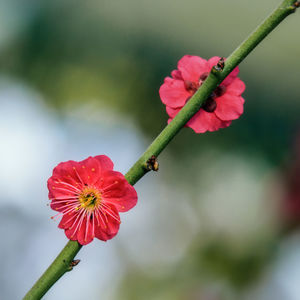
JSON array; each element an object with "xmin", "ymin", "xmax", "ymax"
[{"xmin": 23, "ymin": 1, "xmax": 299, "ymax": 299}]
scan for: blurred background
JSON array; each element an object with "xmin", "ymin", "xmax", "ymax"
[{"xmin": 0, "ymin": 0, "xmax": 300, "ymax": 299}]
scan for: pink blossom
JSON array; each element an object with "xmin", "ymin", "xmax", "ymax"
[
  {"xmin": 159, "ymin": 55, "xmax": 246, "ymax": 133},
  {"xmin": 47, "ymin": 155, "xmax": 137, "ymax": 245}
]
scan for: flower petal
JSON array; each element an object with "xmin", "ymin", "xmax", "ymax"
[
  {"xmin": 159, "ymin": 78, "xmax": 190, "ymax": 108},
  {"xmin": 76, "ymin": 215, "xmax": 95, "ymax": 245},
  {"xmin": 58, "ymin": 211, "xmax": 77, "ymax": 230},
  {"xmin": 62, "ymin": 212, "xmax": 96, "ymax": 245},
  {"xmin": 47, "ymin": 173, "xmax": 81, "ymax": 201},
  {"xmin": 97, "ymin": 170, "xmax": 137, "ymax": 212},
  {"xmin": 226, "ymin": 78, "xmax": 246, "ymax": 96},
  {"xmin": 94, "ymin": 206, "xmax": 120, "ymax": 241},
  {"xmin": 222, "ymin": 66, "xmax": 240, "ymax": 86},
  {"xmin": 166, "ymin": 106, "xmax": 180, "ymax": 119},
  {"xmin": 94, "ymin": 155, "xmax": 114, "ymax": 173},
  {"xmin": 187, "ymin": 109, "xmax": 230, "ymax": 133},
  {"xmin": 48, "ymin": 160, "xmax": 81, "ymax": 193},
  {"xmin": 177, "ymin": 55, "xmax": 209, "ymax": 82},
  {"xmin": 171, "ymin": 70, "xmax": 183, "ymax": 80},
  {"xmin": 104, "ymin": 183, "xmax": 138, "ymax": 212},
  {"xmin": 214, "ymin": 93, "xmax": 244, "ymax": 121},
  {"xmin": 71, "ymin": 155, "xmax": 114, "ymax": 186},
  {"xmin": 50, "ymin": 158, "xmax": 99, "ymax": 188},
  {"xmin": 97, "ymin": 170, "xmax": 126, "ymax": 196},
  {"xmin": 75, "ymin": 156, "xmax": 101, "ymax": 185}
]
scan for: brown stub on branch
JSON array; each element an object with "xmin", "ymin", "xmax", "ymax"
[
  {"xmin": 290, "ymin": 1, "xmax": 300, "ymax": 12},
  {"xmin": 145, "ymin": 155, "xmax": 159, "ymax": 171},
  {"xmin": 67, "ymin": 259, "xmax": 81, "ymax": 271},
  {"xmin": 217, "ymin": 57, "xmax": 225, "ymax": 70},
  {"xmin": 212, "ymin": 57, "xmax": 225, "ymax": 74}
]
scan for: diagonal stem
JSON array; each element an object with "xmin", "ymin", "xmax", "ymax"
[{"xmin": 23, "ymin": 1, "xmax": 299, "ymax": 299}]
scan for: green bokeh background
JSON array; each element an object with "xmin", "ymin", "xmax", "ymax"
[{"xmin": 1, "ymin": 0, "xmax": 300, "ymax": 299}]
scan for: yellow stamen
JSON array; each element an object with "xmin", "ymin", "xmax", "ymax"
[{"xmin": 78, "ymin": 187, "xmax": 102, "ymax": 211}]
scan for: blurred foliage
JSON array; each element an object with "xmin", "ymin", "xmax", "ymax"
[
  {"xmin": 1, "ymin": 0, "xmax": 299, "ymax": 165},
  {"xmin": 1, "ymin": 0, "xmax": 299, "ymax": 299},
  {"xmin": 116, "ymin": 236, "xmax": 278, "ymax": 300}
]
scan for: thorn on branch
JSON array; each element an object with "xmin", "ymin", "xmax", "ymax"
[
  {"xmin": 212, "ymin": 57, "xmax": 225, "ymax": 74},
  {"xmin": 145, "ymin": 155, "xmax": 159, "ymax": 172},
  {"xmin": 67, "ymin": 259, "xmax": 81, "ymax": 271}
]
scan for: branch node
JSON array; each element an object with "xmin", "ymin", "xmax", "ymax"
[
  {"xmin": 67, "ymin": 259, "xmax": 81, "ymax": 271},
  {"xmin": 211, "ymin": 57, "xmax": 225, "ymax": 75},
  {"xmin": 145, "ymin": 155, "xmax": 159, "ymax": 172},
  {"xmin": 288, "ymin": 1, "xmax": 300, "ymax": 12}
]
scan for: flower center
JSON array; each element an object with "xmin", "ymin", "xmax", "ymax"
[
  {"xmin": 78, "ymin": 187, "xmax": 101, "ymax": 210},
  {"xmin": 183, "ymin": 72, "xmax": 227, "ymax": 113}
]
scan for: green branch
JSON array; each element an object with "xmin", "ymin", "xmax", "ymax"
[{"xmin": 23, "ymin": 1, "xmax": 299, "ymax": 299}]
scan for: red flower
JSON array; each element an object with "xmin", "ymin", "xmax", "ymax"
[
  {"xmin": 159, "ymin": 55, "xmax": 246, "ymax": 133},
  {"xmin": 47, "ymin": 155, "xmax": 137, "ymax": 245}
]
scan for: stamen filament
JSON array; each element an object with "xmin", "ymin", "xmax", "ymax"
[
  {"xmin": 53, "ymin": 186, "xmax": 79, "ymax": 195},
  {"xmin": 73, "ymin": 167, "xmax": 85, "ymax": 186},
  {"xmin": 57, "ymin": 181, "xmax": 81, "ymax": 192},
  {"xmin": 101, "ymin": 181, "xmax": 120, "ymax": 193},
  {"xmin": 71, "ymin": 210, "xmax": 86, "ymax": 237},
  {"xmin": 69, "ymin": 209, "xmax": 85, "ymax": 230},
  {"xmin": 85, "ymin": 212, "xmax": 91, "ymax": 241},
  {"xmin": 54, "ymin": 202, "xmax": 79, "ymax": 211}
]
